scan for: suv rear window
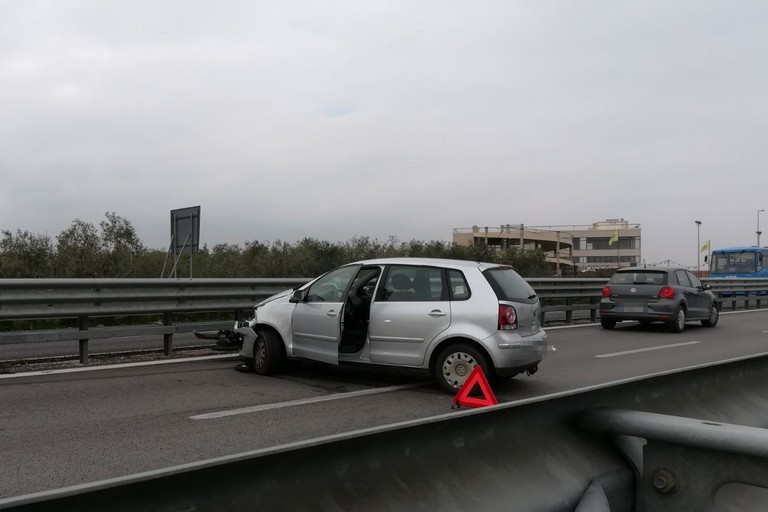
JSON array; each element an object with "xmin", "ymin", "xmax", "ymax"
[
  {"xmin": 483, "ymin": 267, "xmax": 537, "ymax": 304},
  {"xmin": 609, "ymin": 271, "xmax": 667, "ymax": 285}
]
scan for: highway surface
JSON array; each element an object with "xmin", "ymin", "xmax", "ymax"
[{"xmin": 1, "ymin": 309, "xmax": 767, "ymax": 499}]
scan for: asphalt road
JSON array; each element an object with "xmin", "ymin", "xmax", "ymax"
[{"xmin": 1, "ymin": 309, "xmax": 767, "ymax": 499}]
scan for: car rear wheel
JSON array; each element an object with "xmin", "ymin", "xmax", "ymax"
[
  {"xmin": 434, "ymin": 343, "xmax": 492, "ymax": 394},
  {"xmin": 668, "ymin": 306, "xmax": 686, "ymax": 333},
  {"xmin": 254, "ymin": 328, "xmax": 283, "ymax": 375},
  {"xmin": 600, "ymin": 318, "xmax": 616, "ymax": 330},
  {"xmin": 701, "ymin": 304, "xmax": 719, "ymax": 327}
]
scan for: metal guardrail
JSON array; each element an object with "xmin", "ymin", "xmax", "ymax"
[
  {"xmin": 2, "ymin": 353, "xmax": 767, "ymax": 511},
  {"xmin": 0, "ymin": 278, "xmax": 307, "ymax": 362},
  {"xmin": 1, "ymin": 277, "xmax": 767, "ymax": 362}
]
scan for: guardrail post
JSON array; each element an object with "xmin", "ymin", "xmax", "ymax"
[
  {"xmin": 590, "ymin": 297, "xmax": 598, "ymax": 323},
  {"xmin": 565, "ymin": 298, "xmax": 573, "ymax": 324},
  {"xmin": 78, "ymin": 316, "xmax": 89, "ymax": 364},
  {"xmin": 163, "ymin": 313, "xmax": 173, "ymax": 356}
]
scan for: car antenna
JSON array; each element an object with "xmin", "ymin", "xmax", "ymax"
[{"xmin": 477, "ymin": 246, "xmax": 489, "ymax": 262}]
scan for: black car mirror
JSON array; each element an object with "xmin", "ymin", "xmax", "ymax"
[{"xmin": 290, "ymin": 288, "xmax": 308, "ymax": 303}]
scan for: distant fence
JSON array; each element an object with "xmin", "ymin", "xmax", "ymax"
[{"xmin": 1, "ymin": 277, "xmax": 767, "ymax": 362}]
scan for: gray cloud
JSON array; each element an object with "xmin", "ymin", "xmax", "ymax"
[{"xmin": 1, "ymin": 1, "xmax": 767, "ymax": 266}]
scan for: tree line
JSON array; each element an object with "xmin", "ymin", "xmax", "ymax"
[{"xmin": 0, "ymin": 212, "xmax": 551, "ymax": 279}]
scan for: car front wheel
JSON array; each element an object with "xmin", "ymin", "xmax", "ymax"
[
  {"xmin": 254, "ymin": 328, "xmax": 283, "ymax": 375},
  {"xmin": 701, "ymin": 304, "xmax": 719, "ymax": 327},
  {"xmin": 668, "ymin": 306, "xmax": 686, "ymax": 333},
  {"xmin": 434, "ymin": 343, "xmax": 492, "ymax": 394}
]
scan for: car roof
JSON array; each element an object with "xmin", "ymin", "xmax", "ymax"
[{"xmin": 350, "ymin": 257, "xmax": 506, "ymax": 271}]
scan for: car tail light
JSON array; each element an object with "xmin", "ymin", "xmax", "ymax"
[
  {"xmin": 602, "ymin": 286, "xmax": 612, "ymax": 297},
  {"xmin": 659, "ymin": 287, "xmax": 676, "ymax": 299},
  {"xmin": 498, "ymin": 305, "xmax": 518, "ymax": 330}
]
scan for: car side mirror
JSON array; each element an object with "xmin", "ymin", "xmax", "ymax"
[
  {"xmin": 704, "ymin": 255, "xmax": 708, "ymax": 263},
  {"xmin": 290, "ymin": 289, "xmax": 308, "ymax": 303}
]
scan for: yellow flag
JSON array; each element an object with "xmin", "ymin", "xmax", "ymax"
[
  {"xmin": 608, "ymin": 230, "xmax": 619, "ymax": 246},
  {"xmin": 700, "ymin": 240, "xmax": 710, "ymax": 253}
]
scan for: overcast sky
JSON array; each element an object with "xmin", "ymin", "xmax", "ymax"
[{"xmin": 2, "ymin": 1, "xmax": 767, "ymax": 268}]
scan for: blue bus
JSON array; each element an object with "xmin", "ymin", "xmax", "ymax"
[{"xmin": 708, "ymin": 246, "xmax": 768, "ymax": 278}]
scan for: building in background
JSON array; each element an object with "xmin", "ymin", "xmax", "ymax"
[{"xmin": 452, "ymin": 219, "xmax": 641, "ymax": 274}]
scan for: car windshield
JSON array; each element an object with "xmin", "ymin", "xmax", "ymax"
[
  {"xmin": 483, "ymin": 267, "xmax": 537, "ymax": 304},
  {"xmin": 609, "ymin": 271, "xmax": 667, "ymax": 285}
]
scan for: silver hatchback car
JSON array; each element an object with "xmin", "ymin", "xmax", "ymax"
[{"xmin": 235, "ymin": 257, "xmax": 547, "ymax": 392}]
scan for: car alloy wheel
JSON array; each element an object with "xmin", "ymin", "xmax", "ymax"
[
  {"xmin": 435, "ymin": 343, "xmax": 491, "ymax": 393},
  {"xmin": 702, "ymin": 304, "xmax": 719, "ymax": 327},
  {"xmin": 668, "ymin": 306, "xmax": 686, "ymax": 333},
  {"xmin": 253, "ymin": 329, "xmax": 283, "ymax": 375}
]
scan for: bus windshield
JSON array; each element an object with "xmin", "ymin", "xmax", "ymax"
[{"xmin": 711, "ymin": 251, "xmax": 757, "ymax": 275}]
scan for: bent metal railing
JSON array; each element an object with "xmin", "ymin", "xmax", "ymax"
[
  {"xmin": 1, "ymin": 277, "xmax": 767, "ymax": 363},
  {"xmin": 1, "ymin": 353, "xmax": 767, "ymax": 511}
]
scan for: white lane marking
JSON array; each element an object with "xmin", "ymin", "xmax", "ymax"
[
  {"xmin": 0, "ymin": 354, "xmax": 238, "ymax": 379},
  {"xmin": 190, "ymin": 382, "xmax": 426, "ymax": 420},
  {"xmin": 720, "ymin": 309, "xmax": 768, "ymax": 316},
  {"xmin": 596, "ymin": 341, "xmax": 701, "ymax": 358}
]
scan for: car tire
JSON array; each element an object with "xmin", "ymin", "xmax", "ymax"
[
  {"xmin": 434, "ymin": 343, "xmax": 492, "ymax": 394},
  {"xmin": 253, "ymin": 328, "xmax": 283, "ymax": 375},
  {"xmin": 600, "ymin": 318, "xmax": 616, "ymax": 330},
  {"xmin": 701, "ymin": 303, "xmax": 719, "ymax": 327},
  {"xmin": 668, "ymin": 306, "xmax": 686, "ymax": 333}
]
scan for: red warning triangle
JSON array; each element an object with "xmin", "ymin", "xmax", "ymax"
[{"xmin": 452, "ymin": 365, "xmax": 498, "ymax": 408}]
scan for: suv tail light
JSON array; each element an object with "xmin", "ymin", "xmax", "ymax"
[
  {"xmin": 658, "ymin": 287, "xmax": 676, "ymax": 299},
  {"xmin": 498, "ymin": 305, "xmax": 518, "ymax": 330},
  {"xmin": 602, "ymin": 286, "xmax": 612, "ymax": 297}
]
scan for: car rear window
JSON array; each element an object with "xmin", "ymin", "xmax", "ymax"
[
  {"xmin": 609, "ymin": 271, "xmax": 667, "ymax": 285},
  {"xmin": 483, "ymin": 267, "xmax": 537, "ymax": 304}
]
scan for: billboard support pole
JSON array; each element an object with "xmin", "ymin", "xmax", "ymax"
[
  {"xmin": 160, "ymin": 235, "xmax": 176, "ymax": 278},
  {"xmin": 169, "ymin": 234, "xmax": 191, "ymax": 278}
]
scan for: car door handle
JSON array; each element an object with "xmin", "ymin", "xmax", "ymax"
[
  {"xmin": 428, "ymin": 310, "xmax": 447, "ymax": 317},
  {"xmin": 327, "ymin": 310, "xmax": 337, "ymax": 317}
]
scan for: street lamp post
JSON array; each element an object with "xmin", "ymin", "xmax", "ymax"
[
  {"xmin": 758, "ymin": 209, "xmax": 765, "ymax": 247},
  {"xmin": 695, "ymin": 220, "xmax": 702, "ymax": 272}
]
